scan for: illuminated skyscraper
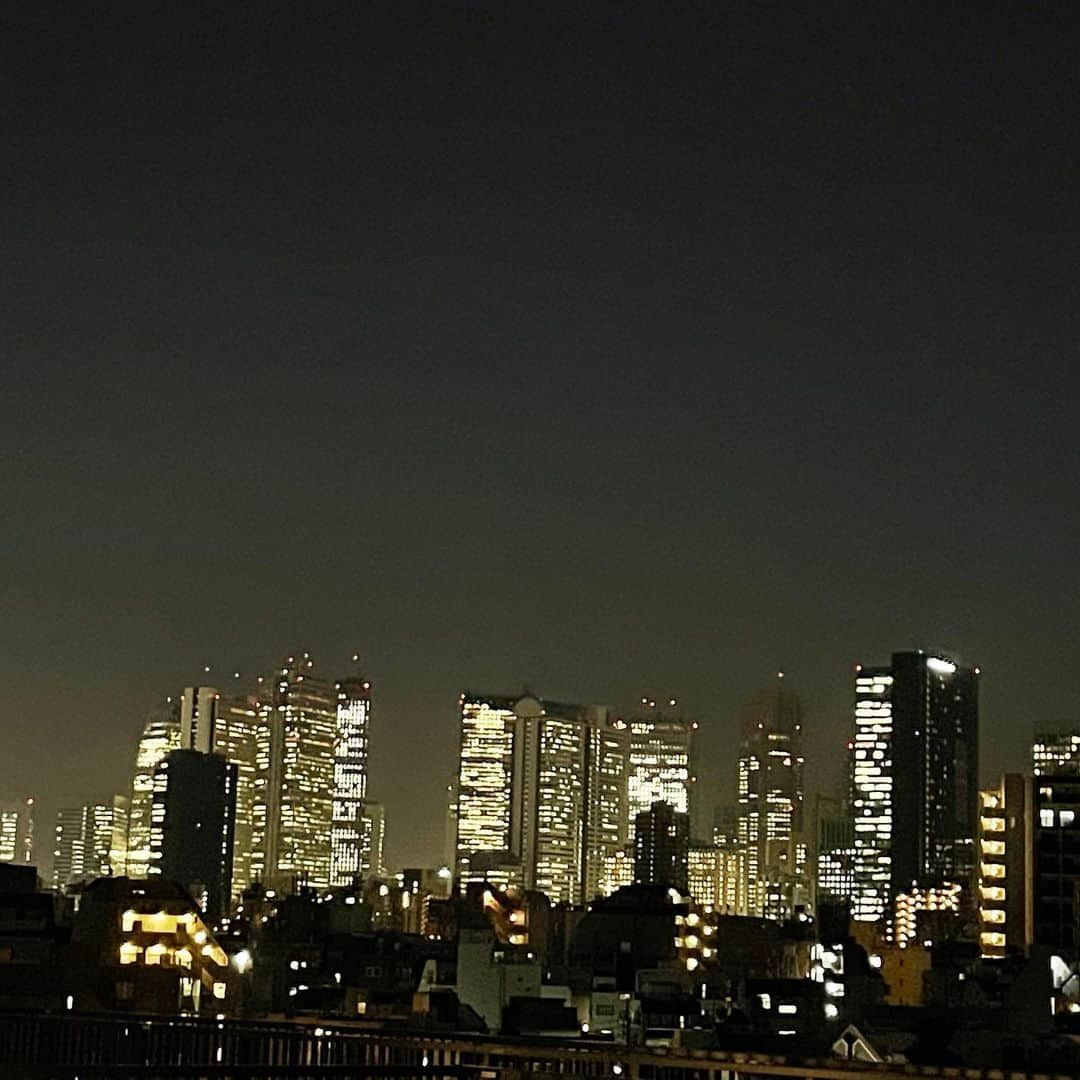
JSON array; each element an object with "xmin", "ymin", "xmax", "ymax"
[
  {"xmin": 180, "ymin": 686, "xmax": 259, "ymax": 896},
  {"xmin": 582, "ymin": 712, "xmax": 630, "ymax": 901},
  {"xmin": 455, "ymin": 693, "xmax": 518, "ymax": 883},
  {"xmin": 0, "ymin": 797, "xmax": 34, "ymax": 865},
  {"xmin": 850, "ymin": 652, "xmax": 979, "ymax": 922},
  {"xmin": 454, "ymin": 691, "xmax": 629, "ymax": 903},
  {"xmin": 330, "ymin": 668, "xmax": 372, "ymax": 887},
  {"xmin": 252, "ymin": 653, "xmax": 338, "ymax": 892},
  {"xmin": 736, "ymin": 684, "xmax": 807, "ymax": 919},
  {"xmin": 52, "ymin": 796, "xmax": 128, "ymax": 891},
  {"xmin": 627, "ymin": 700, "xmax": 694, "ymax": 825},
  {"xmin": 127, "ymin": 699, "xmax": 181, "ymax": 877}
]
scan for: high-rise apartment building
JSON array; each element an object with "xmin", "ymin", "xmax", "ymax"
[
  {"xmin": 252, "ymin": 654, "xmax": 338, "ymax": 893},
  {"xmin": 850, "ymin": 652, "xmax": 979, "ymax": 922},
  {"xmin": 977, "ymin": 774, "xmax": 1032, "ymax": 958},
  {"xmin": 331, "ymin": 670, "xmax": 372, "ymax": 887},
  {"xmin": 633, "ymin": 800, "xmax": 689, "ymax": 893},
  {"xmin": 454, "ymin": 691, "xmax": 629, "ymax": 904},
  {"xmin": 627, "ymin": 700, "xmax": 694, "ymax": 825},
  {"xmin": 180, "ymin": 686, "xmax": 259, "ymax": 896},
  {"xmin": 149, "ymin": 748, "xmax": 238, "ymax": 922},
  {"xmin": 127, "ymin": 700, "xmax": 181, "ymax": 876},
  {"xmin": 737, "ymin": 685, "xmax": 807, "ymax": 919}
]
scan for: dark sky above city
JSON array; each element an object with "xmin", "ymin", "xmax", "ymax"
[{"xmin": 4, "ymin": 4, "xmax": 1079, "ymax": 868}]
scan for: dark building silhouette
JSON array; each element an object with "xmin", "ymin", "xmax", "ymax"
[
  {"xmin": 633, "ymin": 801, "xmax": 689, "ymax": 893},
  {"xmin": 852, "ymin": 652, "xmax": 979, "ymax": 921},
  {"xmin": 149, "ymin": 750, "xmax": 237, "ymax": 921},
  {"xmin": 1033, "ymin": 772, "xmax": 1080, "ymax": 954}
]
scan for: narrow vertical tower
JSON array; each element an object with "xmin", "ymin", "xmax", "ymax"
[
  {"xmin": 330, "ymin": 659, "xmax": 372, "ymax": 887},
  {"xmin": 737, "ymin": 681, "xmax": 807, "ymax": 919}
]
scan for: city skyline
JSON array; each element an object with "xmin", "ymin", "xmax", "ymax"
[
  {"xmin": 10, "ymin": 642, "xmax": 1057, "ymax": 881},
  {"xmin": 5, "ymin": 5, "xmax": 1080, "ymax": 873}
]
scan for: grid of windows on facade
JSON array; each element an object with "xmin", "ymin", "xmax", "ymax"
[
  {"xmin": 52, "ymin": 797, "xmax": 128, "ymax": 892},
  {"xmin": 1033, "ymin": 734, "xmax": 1080, "ymax": 777},
  {"xmin": 455, "ymin": 696, "xmax": 517, "ymax": 881},
  {"xmin": 253, "ymin": 655, "xmax": 339, "ymax": 893},
  {"xmin": 528, "ymin": 715, "xmax": 586, "ymax": 903},
  {"xmin": 627, "ymin": 704, "xmax": 694, "ymax": 823},
  {"xmin": 330, "ymin": 674, "xmax": 372, "ymax": 887},
  {"xmin": 0, "ymin": 800, "xmax": 34, "ymax": 865},
  {"xmin": 127, "ymin": 701, "xmax": 181, "ymax": 878},
  {"xmin": 851, "ymin": 669, "xmax": 894, "ymax": 922},
  {"xmin": 1033, "ymin": 774, "xmax": 1080, "ymax": 952},
  {"xmin": 736, "ymin": 687, "xmax": 806, "ymax": 920}
]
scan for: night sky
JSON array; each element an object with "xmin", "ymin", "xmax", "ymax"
[{"xmin": 4, "ymin": 4, "xmax": 1079, "ymax": 869}]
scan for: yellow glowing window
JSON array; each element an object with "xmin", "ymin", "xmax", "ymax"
[
  {"xmin": 980, "ymin": 886, "xmax": 1005, "ymax": 901},
  {"xmin": 980, "ymin": 816, "xmax": 1005, "ymax": 832},
  {"xmin": 981, "ymin": 839, "xmax": 1005, "ymax": 856},
  {"xmin": 981, "ymin": 863, "xmax": 1005, "ymax": 878},
  {"xmin": 982, "ymin": 909, "xmax": 1006, "ymax": 924},
  {"xmin": 119, "ymin": 943, "xmax": 141, "ymax": 965}
]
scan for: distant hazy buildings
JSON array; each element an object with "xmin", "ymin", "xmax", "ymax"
[
  {"xmin": 126, "ymin": 700, "xmax": 181, "ymax": 877},
  {"xmin": 252, "ymin": 654, "xmax": 338, "ymax": 892},
  {"xmin": 850, "ymin": 652, "xmax": 979, "ymax": 922},
  {"xmin": 454, "ymin": 692, "xmax": 632, "ymax": 903},
  {"xmin": 51, "ymin": 796, "xmax": 129, "ymax": 892},
  {"xmin": 0, "ymin": 797, "xmax": 34, "ymax": 866},
  {"xmin": 179, "ymin": 686, "xmax": 258, "ymax": 896},
  {"xmin": 627, "ymin": 700, "xmax": 694, "ymax": 825},
  {"xmin": 737, "ymin": 684, "xmax": 807, "ymax": 919}
]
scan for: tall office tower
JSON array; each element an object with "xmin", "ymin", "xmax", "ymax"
[
  {"xmin": 52, "ymin": 808, "xmax": 85, "ymax": 890},
  {"xmin": 627, "ymin": 700, "xmax": 695, "ymax": 826},
  {"xmin": 633, "ymin": 800, "xmax": 689, "ymax": 893},
  {"xmin": 51, "ymin": 796, "xmax": 129, "ymax": 891},
  {"xmin": 454, "ymin": 692, "xmax": 628, "ymax": 903},
  {"xmin": 251, "ymin": 653, "xmax": 338, "ymax": 893},
  {"xmin": 1033, "ymin": 732, "xmax": 1080, "ymax": 776},
  {"xmin": 737, "ymin": 685, "xmax": 807, "ymax": 919},
  {"xmin": 812, "ymin": 795, "xmax": 856, "ymax": 907},
  {"xmin": 850, "ymin": 652, "xmax": 979, "ymax": 923},
  {"xmin": 127, "ymin": 698, "xmax": 181, "ymax": 877},
  {"xmin": 330, "ymin": 669, "xmax": 372, "ymax": 887},
  {"xmin": 0, "ymin": 798, "xmax": 34, "ymax": 865},
  {"xmin": 360, "ymin": 801, "xmax": 386, "ymax": 878},
  {"xmin": 180, "ymin": 686, "xmax": 259, "ymax": 896},
  {"xmin": 108, "ymin": 794, "xmax": 130, "ymax": 877},
  {"xmin": 514, "ymin": 696, "xmax": 589, "ymax": 903},
  {"xmin": 582, "ymin": 712, "xmax": 631, "ymax": 901},
  {"xmin": 977, "ymin": 774, "xmax": 1033, "ymax": 958},
  {"xmin": 455, "ymin": 693, "xmax": 519, "ymax": 886},
  {"xmin": 149, "ymin": 748, "xmax": 237, "ymax": 921}
]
